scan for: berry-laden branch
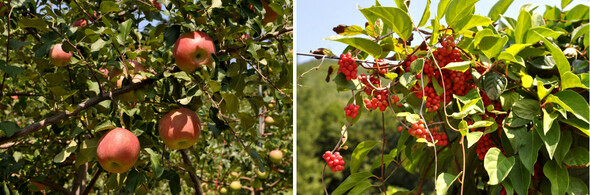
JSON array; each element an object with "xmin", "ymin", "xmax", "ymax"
[{"xmin": 0, "ymin": 67, "xmax": 181, "ymax": 145}]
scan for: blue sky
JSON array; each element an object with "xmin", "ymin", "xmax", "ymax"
[{"xmin": 295, "ymin": 0, "xmax": 590, "ymax": 64}]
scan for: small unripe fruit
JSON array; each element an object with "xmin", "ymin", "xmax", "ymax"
[
  {"xmin": 219, "ymin": 187, "xmax": 228, "ymax": 195},
  {"xmin": 256, "ymin": 169, "xmax": 268, "ymax": 179},
  {"xmin": 230, "ymin": 181, "xmax": 241, "ymax": 191},
  {"xmin": 265, "ymin": 116, "xmax": 275, "ymax": 124},
  {"xmin": 269, "ymin": 149, "xmax": 283, "ymax": 163}
]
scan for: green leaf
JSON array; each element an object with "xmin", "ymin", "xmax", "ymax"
[
  {"xmin": 562, "ymin": 0, "xmax": 573, "ymax": 9},
  {"xmin": 515, "ymin": 8, "xmax": 531, "ymax": 44},
  {"xmin": 418, "ymin": 0, "xmax": 431, "ymax": 27},
  {"xmin": 519, "ymin": 130, "xmax": 542, "ymax": 173},
  {"xmin": 500, "ymin": 91, "xmax": 519, "ymax": 110},
  {"xmin": 359, "ymin": 7, "xmax": 413, "ymax": 41},
  {"xmin": 479, "ymin": 35, "xmax": 508, "ymax": 59},
  {"xmin": 0, "ymin": 122, "xmax": 19, "ymax": 137},
  {"xmin": 531, "ymin": 32, "xmax": 571, "ymax": 79},
  {"xmin": 571, "ymin": 23, "xmax": 589, "ymax": 43},
  {"xmin": 430, "ymin": 18, "xmax": 440, "ymax": 46},
  {"xmin": 488, "ymin": 0, "xmax": 514, "ymax": 22},
  {"xmin": 332, "ymin": 172, "xmax": 373, "ymax": 195},
  {"xmin": 459, "ymin": 14, "xmax": 493, "ymax": 30},
  {"xmin": 482, "ymin": 72, "xmax": 507, "ymax": 100},
  {"xmin": 503, "ymin": 127, "xmax": 527, "ymax": 153},
  {"xmin": 542, "ymin": 108, "xmax": 558, "ymax": 135},
  {"xmin": 334, "ymin": 74, "xmax": 362, "ymax": 91},
  {"xmin": 325, "ymin": 36, "xmax": 382, "ymax": 58},
  {"xmin": 466, "ymin": 131, "xmax": 483, "ymax": 148},
  {"xmin": 10, "ymin": 0, "xmax": 30, "ymax": 8},
  {"xmin": 525, "ymin": 27, "xmax": 564, "ymax": 44},
  {"xmin": 563, "ymin": 147, "xmax": 590, "ymax": 166},
  {"xmin": 484, "ymin": 147, "xmax": 515, "ymax": 185},
  {"xmin": 508, "ymin": 159, "xmax": 530, "ymax": 195},
  {"xmin": 536, "ymin": 81, "xmax": 552, "ymax": 100},
  {"xmin": 91, "ymin": 39, "xmax": 108, "ymax": 52},
  {"xmin": 347, "ymin": 181, "xmax": 372, "ymax": 195},
  {"xmin": 335, "ymin": 25, "xmax": 366, "ymax": 36},
  {"xmin": 546, "ymin": 90, "xmax": 589, "ymax": 123},
  {"xmin": 435, "ymin": 172, "xmax": 460, "ymax": 195},
  {"xmin": 567, "ymin": 176, "xmax": 589, "ymax": 195},
  {"xmin": 535, "ymin": 119, "xmax": 560, "ymax": 160},
  {"xmin": 512, "ymin": 99, "xmax": 539, "ymax": 120},
  {"xmin": 117, "ymin": 19, "xmax": 133, "ymax": 45},
  {"xmin": 94, "ymin": 120, "xmax": 117, "ymax": 132},
  {"xmin": 565, "ymin": 4, "xmax": 589, "ymax": 22},
  {"xmin": 53, "ymin": 141, "xmax": 77, "ymax": 163},
  {"xmin": 19, "ymin": 18, "xmax": 48, "ymax": 31},
  {"xmin": 145, "ymin": 148, "xmax": 164, "ymax": 178},
  {"xmin": 443, "ymin": 61, "xmax": 471, "ymax": 72},
  {"xmin": 100, "ymin": 1, "xmax": 122, "ymax": 13},
  {"xmin": 560, "ymin": 118, "xmax": 589, "ymax": 136},
  {"xmin": 468, "ymin": 120, "xmax": 494, "ymax": 129},
  {"xmin": 400, "ymin": 73, "xmax": 417, "ymax": 89},
  {"xmin": 437, "ymin": 0, "xmax": 453, "ymax": 19},
  {"xmin": 561, "ymin": 72, "xmax": 587, "ymax": 90},
  {"xmin": 554, "ymin": 130, "xmax": 572, "ymax": 164},
  {"xmin": 543, "ymin": 160, "xmax": 569, "ymax": 195},
  {"xmin": 0, "ymin": 61, "xmax": 25, "ymax": 78},
  {"xmin": 221, "ymin": 92, "xmax": 239, "ymax": 114},
  {"xmin": 445, "ymin": 0, "xmax": 478, "ymax": 28},
  {"xmin": 350, "ymin": 141, "xmax": 379, "ymax": 174}
]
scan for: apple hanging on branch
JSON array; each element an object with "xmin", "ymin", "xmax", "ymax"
[
  {"xmin": 49, "ymin": 43, "xmax": 73, "ymax": 67},
  {"xmin": 158, "ymin": 108, "xmax": 202, "ymax": 150},
  {"xmin": 109, "ymin": 60, "xmax": 147, "ymax": 101},
  {"xmin": 269, "ymin": 149, "xmax": 283, "ymax": 163},
  {"xmin": 173, "ymin": 31, "xmax": 216, "ymax": 73},
  {"xmin": 96, "ymin": 128, "xmax": 140, "ymax": 173}
]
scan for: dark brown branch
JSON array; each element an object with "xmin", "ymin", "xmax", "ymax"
[
  {"xmin": 36, "ymin": 180, "xmax": 73, "ymax": 195},
  {"xmin": 82, "ymin": 169, "xmax": 102, "ymax": 195},
  {"xmin": 180, "ymin": 149, "xmax": 204, "ymax": 195},
  {"xmin": 0, "ymin": 67, "xmax": 180, "ymax": 145}
]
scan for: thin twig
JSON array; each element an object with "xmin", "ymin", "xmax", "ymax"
[
  {"xmin": 180, "ymin": 149, "xmax": 204, "ymax": 195},
  {"xmin": 82, "ymin": 169, "xmax": 102, "ymax": 195}
]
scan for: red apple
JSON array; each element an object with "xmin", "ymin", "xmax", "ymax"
[
  {"xmin": 109, "ymin": 60, "xmax": 147, "ymax": 101},
  {"xmin": 96, "ymin": 128, "xmax": 140, "ymax": 173},
  {"xmin": 49, "ymin": 43, "xmax": 73, "ymax": 67},
  {"xmin": 73, "ymin": 19, "xmax": 87, "ymax": 27},
  {"xmin": 172, "ymin": 31, "xmax": 216, "ymax": 73},
  {"xmin": 158, "ymin": 108, "xmax": 201, "ymax": 150},
  {"xmin": 269, "ymin": 149, "xmax": 283, "ymax": 163}
]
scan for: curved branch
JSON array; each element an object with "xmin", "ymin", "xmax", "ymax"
[
  {"xmin": 36, "ymin": 180, "xmax": 73, "ymax": 195},
  {"xmin": 181, "ymin": 149, "xmax": 204, "ymax": 195},
  {"xmin": 0, "ymin": 67, "xmax": 180, "ymax": 145}
]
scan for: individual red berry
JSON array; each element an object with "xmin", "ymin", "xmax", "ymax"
[{"xmin": 397, "ymin": 126, "xmax": 403, "ymax": 132}]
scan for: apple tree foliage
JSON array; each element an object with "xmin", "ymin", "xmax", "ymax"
[
  {"xmin": 0, "ymin": 0, "xmax": 293, "ymax": 194},
  {"xmin": 299, "ymin": 0, "xmax": 589, "ymax": 194}
]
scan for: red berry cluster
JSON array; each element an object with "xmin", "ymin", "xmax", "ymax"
[
  {"xmin": 360, "ymin": 74, "xmax": 392, "ymax": 112},
  {"xmin": 338, "ymin": 52, "xmax": 358, "ymax": 80},
  {"xmin": 425, "ymin": 126, "xmax": 448, "ymax": 146},
  {"xmin": 344, "ymin": 104, "xmax": 360, "ymax": 118},
  {"xmin": 413, "ymin": 85, "xmax": 441, "ymax": 111},
  {"xmin": 475, "ymin": 133, "xmax": 496, "ymax": 160},
  {"xmin": 399, "ymin": 120, "xmax": 448, "ymax": 146},
  {"xmin": 323, "ymin": 151, "xmax": 345, "ymax": 172},
  {"xmin": 373, "ymin": 59, "xmax": 387, "ymax": 75}
]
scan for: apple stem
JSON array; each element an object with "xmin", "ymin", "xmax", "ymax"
[{"xmin": 180, "ymin": 149, "xmax": 204, "ymax": 195}]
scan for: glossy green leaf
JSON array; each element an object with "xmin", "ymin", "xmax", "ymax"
[
  {"xmin": 554, "ymin": 130, "xmax": 572, "ymax": 164},
  {"xmin": 561, "ymin": 72, "xmax": 587, "ymax": 89},
  {"xmin": 503, "ymin": 127, "xmax": 527, "ymax": 153},
  {"xmin": 535, "ymin": 119, "xmax": 560, "ymax": 160},
  {"xmin": 484, "ymin": 147, "xmax": 515, "ymax": 185},
  {"xmin": 359, "ymin": 7, "xmax": 413, "ymax": 41},
  {"xmin": 0, "ymin": 122, "xmax": 19, "ymax": 137},
  {"xmin": 567, "ymin": 176, "xmax": 589, "ymax": 195},
  {"xmin": 479, "ymin": 36, "xmax": 508, "ymax": 59},
  {"xmin": 515, "ymin": 9, "xmax": 531, "ymax": 44},
  {"xmin": 418, "ymin": 0, "xmax": 431, "ymax": 27},
  {"xmin": 546, "ymin": 90, "xmax": 590, "ymax": 123},
  {"xmin": 443, "ymin": 61, "xmax": 471, "ymax": 72},
  {"xmin": 145, "ymin": 148, "xmax": 164, "ymax": 178},
  {"xmin": 542, "ymin": 108, "xmax": 558, "ymax": 135},
  {"xmin": 350, "ymin": 141, "xmax": 379, "ymax": 174},
  {"xmin": 482, "ymin": 72, "xmax": 507, "ymax": 100},
  {"xmin": 117, "ymin": 19, "xmax": 133, "ymax": 45},
  {"xmin": 532, "ymin": 32, "xmax": 571, "ymax": 79},
  {"xmin": 512, "ymin": 99, "xmax": 539, "ymax": 120},
  {"xmin": 571, "ymin": 23, "xmax": 589, "ymax": 43},
  {"xmin": 435, "ymin": 172, "xmax": 460, "ymax": 195},
  {"xmin": 563, "ymin": 147, "xmax": 590, "ymax": 166},
  {"xmin": 348, "ymin": 181, "xmax": 372, "ymax": 195},
  {"xmin": 520, "ymin": 129, "xmax": 542, "ymax": 173},
  {"xmin": 445, "ymin": 0, "xmax": 478, "ymax": 29},
  {"xmin": 53, "ymin": 141, "xmax": 77, "ymax": 163},
  {"xmin": 19, "ymin": 18, "xmax": 48, "ymax": 31},
  {"xmin": 325, "ymin": 35, "xmax": 382, "ymax": 58},
  {"xmin": 508, "ymin": 159, "xmax": 530, "ymax": 195},
  {"xmin": 335, "ymin": 25, "xmax": 366, "ymax": 36},
  {"xmin": 543, "ymin": 160, "xmax": 569, "ymax": 195},
  {"xmin": 437, "ymin": 0, "xmax": 453, "ymax": 19},
  {"xmin": 565, "ymin": 4, "xmax": 589, "ymax": 22},
  {"xmin": 559, "ymin": 118, "xmax": 589, "ymax": 136},
  {"xmin": 332, "ymin": 172, "xmax": 374, "ymax": 195},
  {"xmin": 488, "ymin": 0, "xmax": 514, "ymax": 22},
  {"xmin": 562, "ymin": 0, "xmax": 573, "ymax": 9},
  {"xmin": 525, "ymin": 27, "xmax": 564, "ymax": 44},
  {"xmin": 466, "ymin": 131, "xmax": 483, "ymax": 148}
]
